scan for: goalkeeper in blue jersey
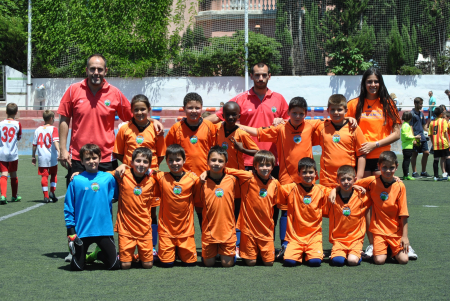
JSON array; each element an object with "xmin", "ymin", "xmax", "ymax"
[{"xmin": 64, "ymin": 144, "xmax": 120, "ymax": 271}]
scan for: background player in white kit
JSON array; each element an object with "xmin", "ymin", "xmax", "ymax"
[
  {"xmin": 32, "ymin": 110, "xmax": 60, "ymax": 203},
  {"xmin": 0, "ymin": 103, "xmax": 22, "ymax": 205}
]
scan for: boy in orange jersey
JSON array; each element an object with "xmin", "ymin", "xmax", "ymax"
[
  {"xmin": 323, "ymin": 165, "xmax": 371, "ymax": 267},
  {"xmin": 220, "ymin": 150, "xmax": 280, "ymax": 266},
  {"xmin": 355, "ymin": 151, "xmax": 410, "ymax": 265},
  {"xmin": 316, "ymin": 94, "xmax": 367, "ymax": 186},
  {"xmin": 278, "ymin": 157, "xmax": 331, "ymax": 267},
  {"xmin": 428, "ymin": 107, "xmax": 450, "ymax": 181},
  {"xmin": 194, "ymin": 146, "xmax": 240, "ymax": 267},
  {"xmin": 152, "ymin": 144, "xmax": 199, "ymax": 267}
]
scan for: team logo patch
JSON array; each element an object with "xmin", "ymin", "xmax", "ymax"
[
  {"xmin": 91, "ymin": 183, "xmax": 100, "ymax": 192},
  {"xmin": 190, "ymin": 136, "xmax": 198, "ymax": 144},
  {"xmin": 136, "ymin": 135, "xmax": 144, "ymax": 144},
  {"xmin": 271, "ymin": 106, "xmax": 277, "ymax": 113},
  {"xmin": 294, "ymin": 135, "xmax": 302, "ymax": 144},
  {"xmin": 332, "ymin": 134, "xmax": 341, "ymax": 143},
  {"xmin": 380, "ymin": 192, "xmax": 389, "ymax": 201},
  {"xmin": 133, "ymin": 186, "xmax": 142, "ymax": 196},
  {"xmin": 259, "ymin": 188, "xmax": 268, "ymax": 198},
  {"xmin": 222, "ymin": 142, "xmax": 229, "ymax": 150},
  {"xmin": 215, "ymin": 188, "xmax": 224, "ymax": 198},
  {"xmin": 343, "ymin": 206, "xmax": 351, "ymax": 217},
  {"xmin": 104, "ymin": 99, "xmax": 111, "ymax": 107},
  {"xmin": 303, "ymin": 195, "xmax": 312, "ymax": 205},
  {"xmin": 173, "ymin": 185, "xmax": 182, "ymax": 195}
]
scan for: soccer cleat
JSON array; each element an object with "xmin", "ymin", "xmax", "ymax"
[
  {"xmin": 153, "ymin": 248, "xmax": 159, "ymax": 261},
  {"xmin": 403, "ymin": 176, "xmax": 415, "ymax": 181},
  {"xmin": 49, "ymin": 191, "xmax": 58, "ymax": 203},
  {"xmin": 44, "ymin": 197, "xmax": 51, "ymax": 203},
  {"xmin": 420, "ymin": 172, "xmax": 432, "ymax": 178},
  {"xmin": 362, "ymin": 244, "xmax": 373, "ymax": 259},
  {"xmin": 64, "ymin": 253, "xmax": 72, "ymax": 262},
  {"xmin": 411, "ymin": 172, "xmax": 420, "ymax": 178},
  {"xmin": 275, "ymin": 244, "xmax": 287, "ymax": 261},
  {"xmin": 11, "ymin": 196, "xmax": 21, "ymax": 202},
  {"xmin": 0, "ymin": 196, "xmax": 7, "ymax": 205},
  {"xmin": 235, "ymin": 246, "xmax": 241, "ymax": 260},
  {"xmin": 442, "ymin": 172, "xmax": 448, "ymax": 178},
  {"xmin": 408, "ymin": 246, "xmax": 418, "ymax": 260},
  {"xmin": 86, "ymin": 246, "xmax": 101, "ymax": 264},
  {"xmin": 434, "ymin": 177, "xmax": 439, "ymax": 182}
]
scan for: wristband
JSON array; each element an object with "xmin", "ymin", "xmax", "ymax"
[{"xmin": 375, "ymin": 141, "xmax": 380, "ymax": 148}]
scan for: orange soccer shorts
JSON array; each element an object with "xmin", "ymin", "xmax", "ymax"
[
  {"xmin": 284, "ymin": 234, "xmax": 323, "ymax": 263},
  {"xmin": 118, "ymin": 235, "xmax": 153, "ymax": 263},
  {"xmin": 158, "ymin": 235, "xmax": 197, "ymax": 263},
  {"xmin": 373, "ymin": 234, "xmax": 403, "ymax": 257},
  {"xmin": 240, "ymin": 233, "xmax": 275, "ymax": 262},
  {"xmin": 330, "ymin": 240, "xmax": 363, "ymax": 260},
  {"xmin": 202, "ymin": 241, "xmax": 236, "ymax": 259}
]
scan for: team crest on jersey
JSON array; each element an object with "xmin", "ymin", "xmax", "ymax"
[
  {"xmin": 303, "ymin": 195, "xmax": 312, "ymax": 205},
  {"xmin": 259, "ymin": 188, "xmax": 268, "ymax": 198},
  {"xmin": 133, "ymin": 186, "xmax": 142, "ymax": 196},
  {"xmin": 173, "ymin": 185, "xmax": 182, "ymax": 195},
  {"xmin": 294, "ymin": 135, "xmax": 302, "ymax": 144},
  {"xmin": 136, "ymin": 135, "xmax": 144, "ymax": 144},
  {"xmin": 91, "ymin": 183, "xmax": 100, "ymax": 192},
  {"xmin": 215, "ymin": 188, "xmax": 224, "ymax": 198},
  {"xmin": 222, "ymin": 142, "xmax": 229, "ymax": 150},
  {"xmin": 380, "ymin": 192, "xmax": 389, "ymax": 201},
  {"xmin": 190, "ymin": 136, "xmax": 198, "ymax": 144},
  {"xmin": 332, "ymin": 134, "xmax": 341, "ymax": 143},
  {"xmin": 343, "ymin": 206, "xmax": 351, "ymax": 216},
  {"xmin": 271, "ymin": 106, "xmax": 277, "ymax": 113},
  {"xmin": 104, "ymin": 99, "xmax": 111, "ymax": 107}
]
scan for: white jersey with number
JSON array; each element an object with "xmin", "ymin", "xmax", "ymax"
[
  {"xmin": 0, "ymin": 119, "xmax": 22, "ymax": 162},
  {"xmin": 32, "ymin": 125, "xmax": 59, "ymax": 167}
]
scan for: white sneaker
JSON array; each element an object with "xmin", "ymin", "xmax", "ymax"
[
  {"xmin": 363, "ymin": 244, "xmax": 373, "ymax": 258},
  {"xmin": 408, "ymin": 246, "xmax": 418, "ymax": 260},
  {"xmin": 235, "ymin": 246, "xmax": 241, "ymax": 259},
  {"xmin": 65, "ymin": 253, "xmax": 72, "ymax": 262}
]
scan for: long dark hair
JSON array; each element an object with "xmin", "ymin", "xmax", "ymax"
[{"xmin": 356, "ymin": 68, "xmax": 398, "ymax": 125}]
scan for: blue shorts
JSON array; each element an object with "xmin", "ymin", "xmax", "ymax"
[{"xmin": 413, "ymin": 141, "xmax": 429, "ymax": 153}]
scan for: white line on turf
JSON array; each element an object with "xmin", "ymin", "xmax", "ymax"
[
  {"xmin": 0, "ymin": 195, "xmax": 65, "ymax": 222},
  {"xmin": 423, "ymin": 205, "xmax": 439, "ymax": 208}
]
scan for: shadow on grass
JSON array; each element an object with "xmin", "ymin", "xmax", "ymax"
[{"xmin": 43, "ymin": 252, "xmax": 68, "ymax": 259}]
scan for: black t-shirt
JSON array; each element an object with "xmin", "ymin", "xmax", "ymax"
[{"xmin": 409, "ymin": 109, "xmax": 426, "ymax": 141}]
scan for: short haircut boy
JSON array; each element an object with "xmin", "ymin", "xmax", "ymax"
[
  {"xmin": 132, "ymin": 147, "xmax": 153, "ymax": 162},
  {"xmin": 336, "ymin": 165, "xmax": 356, "ymax": 178},
  {"xmin": 43, "ymin": 110, "xmax": 55, "ymax": 122},
  {"xmin": 183, "ymin": 92, "xmax": 203, "ymax": 107},
  {"xmin": 208, "ymin": 145, "xmax": 228, "ymax": 162},
  {"xmin": 6, "ymin": 103, "xmax": 18, "ymax": 116},
  {"xmin": 288, "ymin": 97, "xmax": 307, "ymax": 112},
  {"xmin": 402, "ymin": 111, "xmax": 412, "ymax": 122},
  {"xmin": 378, "ymin": 151, "xmax": 398, "ymax": 166},
  {"xmin": 253, "ymin": 150, "xmax": 275, "ymax": 168},
  {"xmin": 413, "ymin": 97, "xmax": 423, "ymax": 104},
  {"xmin": 165, "ymin": 144, "xmax": 186, "ymax": 161},
  {"xmin": 131, "ymin": 94, "xmax": 151, "ymax": 109},
  {"xmin": 80, "ymin": 144, "xmax": 101, "ymax": 161},
  {"xmin": 298, "ymin": 157, "xmax": 317, "ymax": 172},
  {"xmin": 328, "ymin": 94, "xmax": 347, "ymax": 109},
  {"xmin": 434, "ymin": 106, "xmax": 443, "ymax": 117}
]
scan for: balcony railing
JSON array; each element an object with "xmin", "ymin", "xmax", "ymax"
[{"xmin": 221, "ymin": 0, "xmax": 276, "ymax": 11}]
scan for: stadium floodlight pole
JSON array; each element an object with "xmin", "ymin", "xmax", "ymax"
[
  {"xmin": 26, "ymin": 0, "xmax": 32, "ymax": 110},
  {"xmin": 244, "ymin": 0, "xmax": 248, "ymax": 91}
]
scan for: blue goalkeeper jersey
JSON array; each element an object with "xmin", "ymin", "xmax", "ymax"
[{"xmin": 64, "ymin": 171, "xmax": 118, "ymax": 238}]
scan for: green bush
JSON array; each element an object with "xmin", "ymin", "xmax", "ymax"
[{"xmin": 398, "ymin": 65, "xmax": 423, "ymax": 75}]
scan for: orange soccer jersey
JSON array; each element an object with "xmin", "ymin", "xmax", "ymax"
[
  {"xmin": 224, "ymin": 168, "xmax": 281, "ymax": 241},
  {"xmin": 114, "ymin": 120, "xmax": 166, "ymax": 168},
  {"xmin": 215, "ymin": 123, "xmax": 259, "ymax": 170},
  {"xmin": 322, "ymin": 190, "xmax": 371, "ymax": 248},
  {"xmin": 279, "ymin": 183, "xmax": 330, "ymax": 244},
  {"xmin": 346, "ymin": 98, "xmax": 401, "ymax": 159},
  {"xmin": 112, "ymin": 169, "xmax": 160, "ymax": 239},
  {"xmin": 153, "ymin": 171, "xmax": 198, "ymax": 238},
  {"xmin": 356, "ymin": 176, "xmax": 409, "ymax": 237},
  {"xmin": 194, "ymin": 174, "xmax": 240, "ymax": 243},
  {"xmin": 165, "ymin": 118, "xmax": 216, "ymax": 176},
  {"xmin": 315, "ymin": 120, "xmax": 366, "ymax": 187},
  {"xmin": 428, "ymin": 117, "xmax": 449, "ymax": 150}
]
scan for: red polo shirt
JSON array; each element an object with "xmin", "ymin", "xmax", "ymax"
[
  {"xmin": 57, "ymin": 79, "xmax": 132, "ymax": 162},
  {"xmin": 216, "ymin": 88, "xmax": 289, "ymax": 166}
]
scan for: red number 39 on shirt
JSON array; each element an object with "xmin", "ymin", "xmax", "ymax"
[{"xmin": 1, "ymin": 126, "xmax": 16, "ymax": 143}]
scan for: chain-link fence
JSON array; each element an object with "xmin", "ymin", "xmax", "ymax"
[{"xmin": 0, "ymin": 66, "xmax": 5, "ymax": 101}]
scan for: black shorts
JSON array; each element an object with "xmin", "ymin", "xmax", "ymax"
[
  {"xmin": 413, "ymin": 141, "xmax": 429, "ymax": 153},
  {"xmin": 364, "ymin": 158, "xmax": 380, "ymax": 172},
  {"xmin": 433, "ymin": 148, "xmax": 450, "ymax": 159},
  {"xmin": 66, "ymin": 160, "xmax": 118, "ymax": 187}
]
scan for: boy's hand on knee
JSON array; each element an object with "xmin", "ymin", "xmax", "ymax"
[{"xmin": 401, "ymin": 236, "xmax": 410, "ymax": 253}]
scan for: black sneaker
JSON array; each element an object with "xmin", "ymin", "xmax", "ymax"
[
  {"xmin": 275, "ymin": 244, "xmax": 287, "ymax": 261},
  {"xmin": 420, "ymin": 172, "xmax": 432, "ymax": 178},
  {"xmin": 411, "ymin": 172, "xmax": 420, "ymax": 178},
  {"xmin": 49, "ymin": 191, "xmax": 58, "ymax": 203}
]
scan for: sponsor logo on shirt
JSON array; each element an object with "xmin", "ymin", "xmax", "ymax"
[
  {"xmin": 271, "ymin": 106, "xmax": 277, "ymax": 113},
  {"xmin": 294, "ymin": 135, "xmax": 302, "ymax": 144},
  {"xmin": 259, "ymin": 188, "xmax": 268, "ymax": 198},
  {"xmin": 91, "ymin": 183, "xmax": 100, "ymax": 192},
  {"xmin": 303, "ymin": 195, "xmax": 312, "ymax": 205},
  {"xmin": 173, "ymin": 185, "xmax": 182, "ymax": 195},
  {"xmin": 222, "ymin": 142, "xmax": 229, "ymax": 150},
  {"xmin": 343, "ymin": 206, "xmax": 351, "ymax": 216},
  {"xmin": 136, "ymin": 135, "xmax": 144, "ymax": 144},
  {"xmin": 190, "ymin": 136, "xmax": 198, "ymax": 144},
  {"xmin": 215, "ymin": 188, "xmax": 224, "ymax": 198},
  {"xmin": 332, "ymin": 134, "xmax": 341, "ymax": 143},
  {"xmin": 134, "ymin": 186, "xmax": 142, "ymax": 196},
  {"xmin": 380, "ymin": 192, "xmax": 389, "ymax": 201},
  {"xmin": 104, "ymin": 99, "xmax": 111, "ymax": 107}
]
